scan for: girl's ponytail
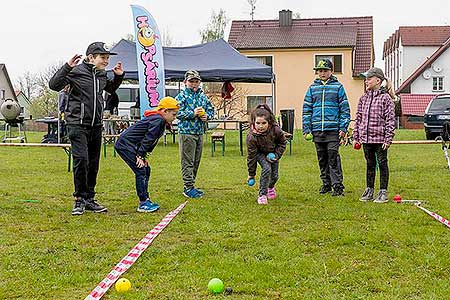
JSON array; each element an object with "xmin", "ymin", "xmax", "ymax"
[{"xmin": 250, "ymin": 103, "xmax": 276, "ymax": 125}]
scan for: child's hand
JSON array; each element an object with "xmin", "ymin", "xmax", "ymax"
[
  {"xmin": 68, "ymin": 54, "xmax": 82, "ymax": 67},
  {"xmin": 200, "ymin": 114, "xmax": 207, "ymax": 122},
  {"xmin": 382, "ymin": 143, "xmax": 390, "ymax": 150},
  {"xmin": 113, "ymin": 62, "xmax": 124, "ymax": 75},
  {"xmin": 136, "ymin": 156, "xmax": 146, "ymax": 168},
  {"xmin": 194, "ymin": 107, "xmax": 203, "ymax": 117}
]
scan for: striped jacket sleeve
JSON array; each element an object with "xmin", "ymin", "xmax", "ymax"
[
  {"xmin": 302, "ymin": 87, "xmax": 313, "ymax": 133},
  {"xmin": 338, "ymin": 85, "xmax": 351, "ymax": 133}
]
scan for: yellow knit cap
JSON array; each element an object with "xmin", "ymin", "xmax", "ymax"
[{"xmin": 157, "ymin": 97, "xmax": 179, "ymax": 110}]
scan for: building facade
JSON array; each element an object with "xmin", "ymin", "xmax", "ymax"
[{"xmin": 228, "ymin": 10, "xmax": 374, "ymax": 128}]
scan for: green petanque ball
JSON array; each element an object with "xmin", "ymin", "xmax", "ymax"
[
  {"xmin": 208, "ymin": 278, "xmax": 224, "ymax": 294},
  {"xmin": 305, "ymin": 133, "xmax": 313, "ymax": 141}
]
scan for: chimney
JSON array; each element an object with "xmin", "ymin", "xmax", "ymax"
[{"xmin": 279, "ymin": 9, "xmax": 292, "ymax": 27}]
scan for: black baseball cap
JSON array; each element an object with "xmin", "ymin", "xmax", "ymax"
[
  {"xmin": 86, "ymin": 42, "xmax": 117, "ymax": 56},
  {"xmin": 313, "ymin": 59, "xmax": 333, "ymax": 71}
]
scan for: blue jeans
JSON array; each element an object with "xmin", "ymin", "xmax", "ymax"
[{"xmin": 115, "ymin": 142, "xmax": 150, "ymax": 203}]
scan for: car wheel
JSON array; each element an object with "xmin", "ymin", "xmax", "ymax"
[{"xmin": 425, "ymin": 130, "xmax": 435, "ymax": 140}]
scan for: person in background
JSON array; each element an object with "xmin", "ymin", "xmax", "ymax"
[
  {"xmin": 175, "ymin": 70, "xmax": 214, "ymax": 199},
  {"xmin": 49, "ymin": 41, "xmax": 124, "ymax": 215},
  {"xmin": 353, "ymin": 67, "xmax": 395, "ymax": 203},
  {"xmin": 115, "ymin": 97, "xmax": 179, "ymax": 212},
  {"xmin": 246, "ymin": 104, "xmax": 287, "ymax": 205},
  {"xmin": 302, "ymin": 59, "xmax": 351, "ymax": 197}
]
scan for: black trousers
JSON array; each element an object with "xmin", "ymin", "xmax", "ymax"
[
  {"xmin": 67, "ymin": 124, "xmax": 102, "ymax": 199},
  {"xmin": 363, "ymin": 143, "xmax": 389, "ymax": 190},
  {"xmin": 314, "ymin": 140, "xmax": 344, "ymax": 188}
]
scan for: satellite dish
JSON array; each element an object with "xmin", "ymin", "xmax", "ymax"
[
  {"xmin": 422, "ymin": 70, "xmax": 432, "ymax": 80},
  {"xmin": 0, "ymin": 99, "xmax": 21, "ymax": 121},
  {"xmin": 433, "ymin": 64, "xmax": 442, "ymax": 73}
]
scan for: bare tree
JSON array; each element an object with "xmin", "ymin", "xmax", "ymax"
[
  {"xmin": 15, "ymin": 71, "xmax": 35, "ymax": 99},
  {"xmin": 203, "ymin": 82, "xmax": 249, "ymax": 119},
  {"xmin": 161, "ymin": 28, "xmax": 176, "ymax": 47},
  {"xmin": 199, "ymin": 9, "xmax": 229, "ymax": 43}
]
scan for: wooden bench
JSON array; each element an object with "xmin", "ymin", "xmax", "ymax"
[
  {"xmin": 211, "ymin": 131, "xmax": 225, "ymax": 156},
  {"xmin": 102, "ymin": 134, "xmax": 121, "ymax": 158},
  {"xmin": 0, "ymin": 143, "xmax": 72, "ymax": 171}
]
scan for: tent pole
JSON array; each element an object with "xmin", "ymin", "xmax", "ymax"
[{"xmin": 272, "ymin": 76, "xmax": 276, "ymax": 114}]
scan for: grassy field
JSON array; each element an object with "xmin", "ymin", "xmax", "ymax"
[{"xmin": 1, "ymin": 129, "xmax": 449, "ymax": 299}]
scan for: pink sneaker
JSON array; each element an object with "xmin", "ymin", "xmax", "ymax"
[
  {"xmin": 267, "ymin": 187, "xmax": 277, "ymax": 199},
  {"xmin": 257, "ymin": 195, "xmax": 268, "ymax": 205}
]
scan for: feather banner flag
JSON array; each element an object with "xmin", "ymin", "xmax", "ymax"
[{"xmin": 131, "ymin": 5, "xmax": 165, "ymax": 116}]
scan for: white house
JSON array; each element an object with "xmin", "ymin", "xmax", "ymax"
[
  {"xmin": 0, "ymin": 64, "xmax": 18, "ymax": 119},
  {"xmin": 383, "ymin": 27, "xmax": 450, "ymax": 128}
]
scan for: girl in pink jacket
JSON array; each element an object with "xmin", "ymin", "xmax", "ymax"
[{"xmin": 353, "ymin": 67, "xmax": 395, "ymax": 203}]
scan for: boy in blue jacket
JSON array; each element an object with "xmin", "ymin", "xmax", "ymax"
[
  {"xmin": 302, "ymin": 59, "xmax": 351, "ymax": 196},
  {"xmin": 115, "ymin": 97, "xmax": 179, "ymax": 212},
  {"xmin": 176, "ymin": 70, "xmax": 214, "ymax": 198}
]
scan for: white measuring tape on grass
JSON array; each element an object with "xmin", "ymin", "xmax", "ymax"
[{"xmin": 85, "ymin": 201, "xmax": 188, "ymax": 300}]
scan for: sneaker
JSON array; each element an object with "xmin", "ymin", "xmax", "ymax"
[
  {"xmin": 85, "ymin": 198, "xmax": 108, "ymax": 213},
  {"xmin": 195, "ymin": 188, "xmax": 205, "ymax": 197},
  {"xmin": 71, "ymin": 198, "xmax": 85, "ymax": 215},
  {"xmin": 332, "ymin": 186, "xmax": 345, "ymax": 197},
  {"xmin": 319, "ymin": 184, "xmax": 332, "ymax": 194},
  {"xmin": 360, "ymin": 187, "xmax": 374, "ymax": 202},
  {"xmin": 257, "ymin": 195, "xmax": 268, "ymax": 205},
  {"xmin": 373, "ymin": 189, "xmax": 389, "ymax": 203},
  {"xmin": 183, "ymin": 187, "xmax": 203, "ymax": 199},
  {"xmin": 137, "ymin": 200, "xmax": 160, "ymax": 213},
  {"xmin": 267, "ymin": 187, "xmax": 277, "ymax": 199}
]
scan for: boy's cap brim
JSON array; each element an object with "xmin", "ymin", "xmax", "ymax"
[
  {"xmin": 184, "ymin": 70, "xmax": 201, "ymax": 81},
  {"xmin": 313, "ymin": 67, "xmax": 332, "ymax": 70},
  {"xmin": 86, "ymin": 42, "xmax": 117, "ymax": 56}
]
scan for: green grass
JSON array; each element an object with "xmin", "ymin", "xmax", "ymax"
[{"xmin": 1, "ymin": 129, "xmax": 449, "ymax": 299}]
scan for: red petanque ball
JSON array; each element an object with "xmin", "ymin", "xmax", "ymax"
[
  {"xmin": 354, "ymin": 142, "xmax": 361, "ymax": 150},
  {"xmin": 393, "ymin": 194, "xmax": 402, "ymax": 203}
]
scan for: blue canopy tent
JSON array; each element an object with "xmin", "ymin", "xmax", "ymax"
[
  {"xmin": 108, "ymin": 38, "xmax": 273, "ymax": 83},
  {"xmin": 108, "ymin": 38, "xmax": 276, "ymax": 111}
]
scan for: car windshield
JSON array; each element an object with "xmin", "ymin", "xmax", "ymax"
[{"xmin": 429, "ymin": 97, "xmax": 450, "ymax": 112}]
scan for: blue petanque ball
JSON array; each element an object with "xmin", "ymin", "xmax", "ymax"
[
  {"xmin": 267, "ymin": 153, "xmax": 276, "ymax": 161},
  {"xmin": 248, "ymin": 178, "xmax": 255, "ymax": 186}
]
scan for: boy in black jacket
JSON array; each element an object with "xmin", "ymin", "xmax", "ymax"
[
  {"xmin": 49, "ymin": 42, "xmax": 124, "ymax": 215},
  {"xmin": 115, "ymin": 97, "xmax": 179, "ymax": 212}
]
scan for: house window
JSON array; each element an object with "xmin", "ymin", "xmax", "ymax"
[
  {"xmin": 248, "ymin": 56, "xmax": 273, "ymax": 67},
  {"xmin": 433, "ymin": 77, "xmax": 444, "ymax": 92},
  {"xmin": 247, "ymin": 96, "xmax": 273, "ymax": 113},
  {"xmin": 315, "ymin": 55, "xmax": 342, "ymax": 73},
  {"xmin": 0, "ymin": 90, "xmax": 5, "ymax": 100}
]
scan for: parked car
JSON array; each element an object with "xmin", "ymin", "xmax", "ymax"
[{"xmin": 424, "ymin": 94, "xmax": 450, "ymax": 140}]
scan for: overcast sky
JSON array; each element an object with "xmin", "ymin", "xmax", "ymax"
[{"xmin": 1, "ymin": 0, "xmax": 449, "ymax": 83}]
